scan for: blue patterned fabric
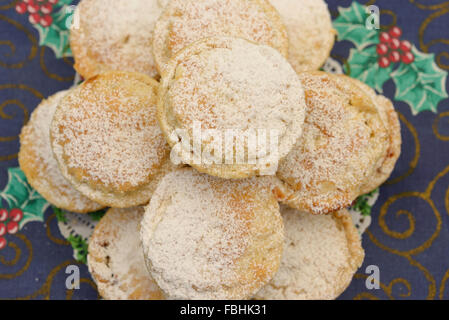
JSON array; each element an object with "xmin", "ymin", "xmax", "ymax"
[{"xmin": 1, "ymin": 0, "xmax": 448, "ymax": 300}]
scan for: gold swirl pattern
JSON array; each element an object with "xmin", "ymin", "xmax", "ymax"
[
  {"xmin": 379, "ymin": 9, "xmax": 397, "ymax": 30},
  {"xmin": 353, "ymin": 274, "xmax": 412, "ymax": 299},
  {"xmin": 0, "ymin": 0, "xmax": 448, "ymax": 301},
  {"xmin": 418, "ymin": 6, "xmax": 449, "ymax": 70},
  {"xmin": 0, "ymin": 84, "xmax": 44, "ymax": 161},
  {"xmin": 358, "ymin": 164, "xmax": 449, "ymax": 299},
  {"xmin": 8, "ymin": 260, "xmax": 76, "ymax": 300},
  {"xmin": 0, "ymin": 0, "xmax": 18, "ymax": 11},
  {"xmin": 0, "ymin": 241, "xmax": 20, "ymax": 266},
  {"xmin": 439, "ymin": 269, "xmax": 449, "ymax": 299},
  {"xmin": 0, "ymin": 99, "xmax": 28, "ymax": 143},
  {"xmin": 40, "ymin": 47, "xmax": 75, "ymax": 82},
  {"xmin": 45, "ymin": 214, "xmax": 70, "ymax": 246},
  {"xmin": 433, "ymin": 111, "xmax": 449, "ymax": 141},
  {"xmin": 0, "ymin": 14, "xmax": 38, "ymax": 69},
  {"xmin": 66, "ymin": 278, "xmax": 99, "ymax": 300},
  {"xmin": 409, "ymin": 0, "xmax": 449, "ymax": 11},
  {"xmin": 0, "ymin": 234, "xmax": 33, "ymax": 280},
  {"xmin": 386, "ymin": 112, "xmax": 420, "ymax": 185}
]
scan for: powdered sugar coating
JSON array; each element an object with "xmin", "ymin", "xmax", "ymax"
[
  {"xmin": 153, "ymin": 0, "xmax": 288, "ymax": 74},
  {"xmin": 88, "ymin": 207, "xmax": 164, "ymax": 300},
  {"xmin": 343, "ymin": 77, "xmax": 402, "ymax": 194},
  {"xmin": 141, "ymin": 168, "xmax": 284, "ymax": 300},
  {"xmin": 71, "ymin": 0, "xmax": 163, "ymax": 79},
  {"xmin": 277, "ymin": 72, "xmax": 388, "ymax": 214},
  {"xmin": 158, "ymin": 37, "xmax": 306, "ymax": 179},
  {"xmin": 255, "ymin": 206, "xmax": 364, "ymax": 300},
  {"xmin": 270, "ymin": 0, "xmax": 335, "ymax": 72},
  {"xmin": 51, "ymin": 72, "xmax": 169, "ymax": 208},
  {"xmin": 19, "ymin": 90, "xmax": 103, "ymax": 213}
]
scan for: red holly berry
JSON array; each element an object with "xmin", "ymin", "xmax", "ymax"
[
  {"xmin": 6, "ymin": 221, "xmax": 19, "ymax": 235},
  {"xmin": 389, "ymin": 26, "xmax": 402, "ymax": 39},
  {"xmin": 376, "ymin": 43, "xmax": 389, "ymax": 56},
  {"xmin": 389, "ymin": 38, "xmax": 401, "ymax": 50},
  {"xmin": 27, "ymin": 3, "xmax": 40, "ymax": 14},
  {"xmin": 0, "ymin": 224, "xmax": 6, "ymax": 237},
  {"xmin": 401, "ymin": 52, "xmax": 415, "ymax": 64},
  {"xmin": 379, "ymin": 32, "xmax": 390, "ymax": 43},
  {"xmin": 48, "ymin": 0, "xmax": 59, "ymax": 4},
  {"xmin": 15, "ymin": 2, "xmax": 28, "ymax": 14},
  {"xmin": 9, "ymin": 209, "xmax": 23, "ymax": 223},
  {"xmin": 40, "ymin": 3, "xmax": 53, "ymax": 14},
  {"xmin": 0, "ymin": 237, "xmax": 6, "ymax": 250},
  {"xmin": 29, "ymin": 13, "xmax": 41, "ymax": 24},
  {"xmin": 0, "ymin": 209, "xmax": 8, "ymax": 222},
  {"xmin": 40, "ymin": 15, "xmax": 53, "ymax": 27},
  {"xmin": 378, "ymin": 56, "xmax": 390, "ymax": 68},
  {"xmin": 389, "ymin": 51, "xmax": 401, "ymax": 63},
  {"xmin": 400, "ymin": 40, "xmax": 412, "ymax": 52}
]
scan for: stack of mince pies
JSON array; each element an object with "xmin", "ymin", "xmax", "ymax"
[{"xmin": 19, "ymin": 0, "xmax": 401, "ymax": 300}]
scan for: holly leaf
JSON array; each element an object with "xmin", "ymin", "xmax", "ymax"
[
  {"xmin": 33, "ymin": 5, "xmax": 73, "ymax": 58},
  {"xmin": 67, "ymin": 235, "xmax": 88, "ymax": 264},
  {"xmin": 346, "ymin": 46, "xmax": 392, "ymax": 92},
  {"xmin": 391, "ymin": 47, "xmax": 448, "ymax": 114},
  {"xmin": 88, "ymin": 209, "xmax": 107, "ymax": 222},
  {"xmin": 54, "ymin": 0, "xmax": 74, "ymax": 8},
  {"xmin": 0, "ymin": 168, "xmax": 49, "ymax": 228},
  {"xmin": 351, "ymin": 189, "xmax": 379, "ymax": 217},
  {"xmin": 53, "ymin": 206, "xmax": 68, "ymax": 223},
  {"xmin": 333, "ymin": 1, "xmax": 380, "ymax": 49}
]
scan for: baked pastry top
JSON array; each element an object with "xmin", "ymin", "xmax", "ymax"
[
  {"xmin": 152, "ymin": 0, "xmax": 288, "ymax": 74},
  {"xmin": 269, "ymin": 0, "xmax": 335, "ymax": 72},
  {"xmin": 19, "ymin": 90, "xmax": 104, "ymax": 213},
  {"xmin": 158, "ymin": 37, "xmax": 306, "ymax": 179},
  {"xmin": 255, "ymin": 206, "xmax": 364, "ymax": 300},
  {"xmin": 141, "ymin": 168, "xmax": 284, "ymax": 300},
  {"xmin": 88, "ymin": 207, "xmax": 164, "ymax": 300},
  {"xmin": 50, "ymin": 71, "xmax": 170, "ymax": 208},
  {"xmin": 71, "ymin": 0, "xmax": 164, "ymax": 79},
  {"xmin": 277, "ymin": 71, "xmax": 389, "ymax": 214},
  {"xmin": 343, "ymin": 76, "xmax": 402, "ymax": 194}
]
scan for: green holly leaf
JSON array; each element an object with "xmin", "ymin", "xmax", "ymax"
[
  {"xmin": 0, "ymin": 168, "xmax": 49, "ymax": 228},
  {"xmin": 391, "ymin": 47, "xmax": 448, "ymax": 114},
  {"xmin": 54, "ymin": 0, "xmax": 73, "ymax": 8},
  {"xmin": 33, "ymin": 4, "xmax": 73, "ymax": 58},
  {"xmin": 53, "ymin": 206, "xmax": 68, "ymax": 223},
  {"xmin": 351, "ymin": 189, "xmax": 379, "ymax": 216},
  {"xmin": 346, "ymin": 46, "xmax": 392, "ymax": 92},
  {"xmin": 67, "ymin": 235, "xmax": 88, "ymax": 264},
  {"xmin": 88, "ymin": 209, "xmax": 107, "ymax": 222},
  {"xmin": 334, "ymin": 1, "xmax": 380, "ymax": 49}
]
